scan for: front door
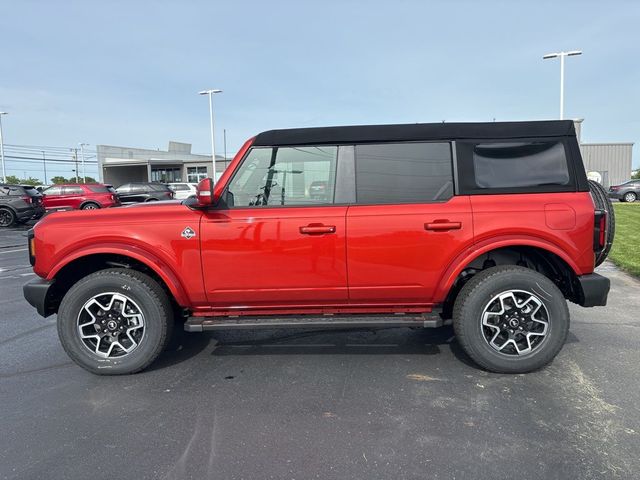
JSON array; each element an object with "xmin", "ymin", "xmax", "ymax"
[{"xmin": 200, "ymin": 145, "xmax": 348, "ymax": 308}]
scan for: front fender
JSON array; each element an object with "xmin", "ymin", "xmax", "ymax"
[{"xmin": 47, "ymin": 243, "xmax": 191, "ymax": 306}]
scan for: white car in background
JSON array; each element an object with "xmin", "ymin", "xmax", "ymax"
[{"xmin": 167, "ymin": 183, "xmax": 198, "ymax": 200}]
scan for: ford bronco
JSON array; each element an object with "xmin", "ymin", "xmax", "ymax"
[{"xmin": 23, "ymin": 120, "xmax": 614, "ymax": 375}]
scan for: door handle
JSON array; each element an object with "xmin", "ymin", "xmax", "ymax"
[
  {"xmin": 300, "ymin": 224, "xmax": 336, "ymax": 235},
  {"xmin": 424, "ymin": 221, "xmax": 462, "ymax": 231}
]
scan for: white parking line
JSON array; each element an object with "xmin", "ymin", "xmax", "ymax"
[{"xmin": 0, "ymin": 248, "xmax": 27, "ymax": 254}]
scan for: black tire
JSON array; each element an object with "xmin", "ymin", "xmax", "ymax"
[
  {"xmin": 453, "ymin": 266, "xmax": 569, "ymax": 374},
  {"xmin": 145, "ymin": 198, "xmax": 158, "ymax": 202},
  {"xmin": 57, "ymin": 268, "xmax": 173, "ymax": 375},
  {"xmin": 81, "ymin": 202, "xmax": 100, "ymax": 210},
  {"xmin": 588, "ymin": 180, "xmax": 615, "ymax": 266},
  {"xmin": 623, "ymin": 191, "xmax": 637, "ymax": 203},
  {"xmin": 0, "ymin": 207, "xmax": 16, "ymax": 228}
]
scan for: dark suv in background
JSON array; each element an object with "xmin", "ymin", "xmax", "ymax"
[
  {"xmin": 116, "ymin": 182, "xmax": 174, "ymax": 203},
  {"xmin": 609, "ymin": 180, "xmax": 640, "ymax": 202},
  {"xmin": 0, "ymin": 184, "xmax": 45, "ymax": 227}
]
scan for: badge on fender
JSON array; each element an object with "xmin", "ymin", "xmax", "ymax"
[{"xmin": 181, "ymin": 227, "xmax": 196, "ymax": 239}]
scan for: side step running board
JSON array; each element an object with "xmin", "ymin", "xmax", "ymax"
[{"xmin": 184, "ymin": 314, "xmax": 448, "ymax": 332}]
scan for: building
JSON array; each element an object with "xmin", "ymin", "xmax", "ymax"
[
  {"xmin": 97, "ymin": 141, "xmax": 230, "ymax": 186},
  {"xmin": 575, "ymin": 120, "xmax": 634, "ymax": 187}
]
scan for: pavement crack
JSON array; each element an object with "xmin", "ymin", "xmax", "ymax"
[{"xmin": 0, "ymin": 323, "xmax": 56, "ymax": 347}]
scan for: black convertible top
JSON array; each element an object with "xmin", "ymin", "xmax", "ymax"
[{"xmin": 253, "ymin": 120, "xmax": 576, "ymax": 147}]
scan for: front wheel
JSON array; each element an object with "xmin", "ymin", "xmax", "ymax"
[
  {"xmin": 453, "ymin": 266, "xmax": 569, "ymax": 373},
  {"xmin": 623, "ymin": 192, "xmax": 637, "ymax": 203},
  {"xmin": 57, "ymin": 268, "xmax": 173, "ymax": 375}
]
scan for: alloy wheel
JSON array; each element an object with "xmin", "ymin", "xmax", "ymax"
[
  {"xmin": 0, "ymin": 209, "xmax": 13, "ymax": 227},
  {"xmin": 76, "ymin": 292, "xmax": 145, "ymax": 358},
  {"xmin": 624, "ymin": 192, "xmax": 636, "ymax": 203},
  {"xmin": 480, "ymin": 289, "xmax": 549, "ymax": 356}
]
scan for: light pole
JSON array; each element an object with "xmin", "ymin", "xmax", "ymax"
[
  {"xmin": 79, "ymin": 143, "xmax": 89, "ymax": 183},
  {"xmin": 543, "ymin": 50, "xmax": 582, "ymax": 120},
  {"xmin": 42, "ymin": 151, "xmax": 47, "ymax": 185},
  {"xmin": 198, "ymin": 89, "xmax": 222, "ymax": 182},
  {"xmin": 0, "ymin": 112, "xmax": 7, "ymax": 183}
]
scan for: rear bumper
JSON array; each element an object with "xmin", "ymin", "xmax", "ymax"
[
  {"xmin": 607, "ymin": 191, "xmax": 623, "ymax": 200},
  {"xmin": 576, "ymin": 273, "xmax": 610, "ymax": 307},
  {"xmin": 23, "ymin": 278, "xmax": 56, "ymax": 317}
]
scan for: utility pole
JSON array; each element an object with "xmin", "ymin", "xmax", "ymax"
[
  {"xmin": 0, "ymin": 112, "xmax": 7, "ymax": 183},
  {"xmin": 72, "ymin": 148, "xmax": 79, "ymax": 182},
  {"xmin": 223, "ymin": 128, "xmax": 227, "ymax": 165},
  {"xmin": 79, "ymin": 143, "xmax": 88, "ymax": 182},
  {"xmin": 42, "ymin": 151, "xmax": 47, "ymax": 185}
]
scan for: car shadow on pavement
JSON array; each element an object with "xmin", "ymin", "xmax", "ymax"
[{"xmin": 148, "ymin": 324, "xmax": 580, "ymax": 372}]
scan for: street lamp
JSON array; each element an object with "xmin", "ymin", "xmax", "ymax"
[
  {"xmin": 198, "ymin": 89, "xmax": 223, "ymax": 183},
  {"xmin": 0, "ymin": 112, "xmax": 8, "ymax": 183},
  {"xmin": 543, "ymin": 50, "xmax": 582, "ymax": 120},
  {"xmin": 79, "ymin": 143, "xmax": 89, "ymax": 183}
]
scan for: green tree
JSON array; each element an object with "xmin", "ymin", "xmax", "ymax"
[
  {"xmin": 84, "ymin": 176, "xmax": 97, "ymax": 183},
  {"xmin": 4, "ymin": 175, "xmax": 20, "ymax": 184},
  {"xmin": 632, "ymin": 170, "xmax": 640, "ymax": 180},
  {"xmin": 50, "ymin": 176, "xmax": 68, "ymax": 184},
  {"xmin": 20, "ymin": 177, "xmax": 41, "ymax": 186}
]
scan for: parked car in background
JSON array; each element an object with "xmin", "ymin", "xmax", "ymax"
[
  {"xmin": 168, "ymin": 182, "xmax": 198, "ymax": 200},
  {"xmin": 608, "ymin": 180, "xmax": 640, "ymax": 202},
  {"xmin": 42, "ymin": 184, "xmax": 121, "ymax": 211},
  {"xmin": 35, "ymin": 185, "xmax": 50, "ymax": 193},
  {"xmin": 116, "ymin": 182, "xmax": 174, "ymax": 203},
  {"xmin": 0, "ymin": 184, "xmax": 45, "ymax": 227}
]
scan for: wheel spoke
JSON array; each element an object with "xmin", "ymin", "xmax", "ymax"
[
  {"xmin": 481, "ymin": 289, "xmax": 550, "ymax": 357},
  {"xmin": 76, "ymin": 292, "xmax": 145, "ymax": 359}
]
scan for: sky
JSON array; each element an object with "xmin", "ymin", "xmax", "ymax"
[{"xmin": 0, "ymin": 0, "xmax": 639, "ymax": 180}]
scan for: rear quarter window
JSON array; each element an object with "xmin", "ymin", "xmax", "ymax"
[
  {"xmin": 457, "ymin": 139, "xmax": 575, "ymax": 194},
  {"xmin": 87, "ymin": 185, "xmax": 110, "ymax": 193}
]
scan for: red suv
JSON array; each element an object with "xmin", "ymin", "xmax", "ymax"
[
  {"xmin": 42, "ymin": 183, "xmax": 120, "ymax": 211},
  {"xmin": 23, "ymin": 120, "xmax": 614, "ymax": 375}
]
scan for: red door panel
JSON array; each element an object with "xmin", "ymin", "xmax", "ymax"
[
  {"xmin": 345, "ymin": 197, "xmax": 474, "ymax": 304},
  {"xmin": 200, "ymin": 206, "xmax": 348, "ymax": 307}
]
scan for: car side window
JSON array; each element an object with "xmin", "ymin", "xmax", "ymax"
[
  {"xmin": 44, "ymin": 186, "xmax": 62, "ymax": 195},
  {"xmin": 64, "ymin": 186, "xmax": 83, "ymax": 195},
  {"xmin": 354, "ymin": 142, "xmax": 453, "ymax": 204},
  {"xmin": 226, "ymin": 146, "xmax": 338, "ymax": 207}
]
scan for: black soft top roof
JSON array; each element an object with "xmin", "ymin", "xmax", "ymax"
[{"xmin": 253, "ymin": 120, "xmax": 576, "ymax": 147}]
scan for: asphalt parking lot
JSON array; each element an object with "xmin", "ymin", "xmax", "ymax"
[{"xmin": 1, "ymin": 225, "xmax": 639, "ymax": 480}]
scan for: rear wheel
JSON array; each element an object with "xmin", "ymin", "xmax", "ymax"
[
  {"xmin": 57, "ymin": 268, "xmax": 173, "ymax": 375},
  {"xmin": 0, "ymin": 207, "xmax": 16, "ymax": 228},
  {"xmin": 623, "ymin": 191, "xmax": 637, "ymax": 203},
  {"xmin": 588, "ymin": 180, "xmax": 615, "ymax": 266},
  {"xmin": 81, "ymin": 202, "xmax": 100, "ymax": 210},
  {"xmin": 453, "ymin": 266, "xmax": 569, "ymax": 373}
]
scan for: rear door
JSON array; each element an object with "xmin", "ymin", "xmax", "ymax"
[
  {"xmin": 42, "ymin": 185, "xmax": 64, "ymax": 209},
  {"xmin": 345, "ymin": 142, "xmax": 474, "ymax": 304},
  {"xmin": 62, "ymin": 186, "xmax": 84, "ymax": 209}
]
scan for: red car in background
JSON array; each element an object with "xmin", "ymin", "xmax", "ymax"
[{"xmin": 42, "ymin": 184, "xmax": 121, "ymax": 211}]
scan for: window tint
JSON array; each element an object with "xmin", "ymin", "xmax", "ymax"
[
  {"xmin": 355, "ymin": 142, "xmax": 453, "ymax": 204},
  {"xmin": 149, "ymin": 183, "xmax": 171, "ymax": 191},
  {"xmin": 44, "ymin": 186, "xmax": 63, "ymax": 195},
  {"xmin": 0, "ymin": 186, "xmax": 10, "ymax": 196},
  {"xmin": 473, "ymin": 141, "xmax": 569, "ymax": 189},
  {"xmin": 227, "ymin": 146, "xmax": 337, "ymax": 206},
  {"xmin": 64, "ymin": 186, "xmax": 84, "ymax": 195},
  {"xmin": 170, "ymin": 184, "xmax": 188, "ymax": 191},
  {"xmin": 87, "ymin": 185, "xmax": 109, "ymax": 193}
]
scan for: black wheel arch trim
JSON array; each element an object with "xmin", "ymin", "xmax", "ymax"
[{"xmin": 574, "ymin": 273, "xmax": 610, "ymax": 307}]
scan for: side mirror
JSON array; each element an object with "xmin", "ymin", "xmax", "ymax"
[{"xmin": 195, "ymin": 177, "xmax": 217, "ymax": 207}]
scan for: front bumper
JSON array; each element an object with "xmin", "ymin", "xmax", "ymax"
[
  {"xmin": 23, "ymin": 278, "xmax": 56, "ymax": 317},
  {"xmin": 576, "ymin": 273, "xmax": 610, "ymax": 307}
]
